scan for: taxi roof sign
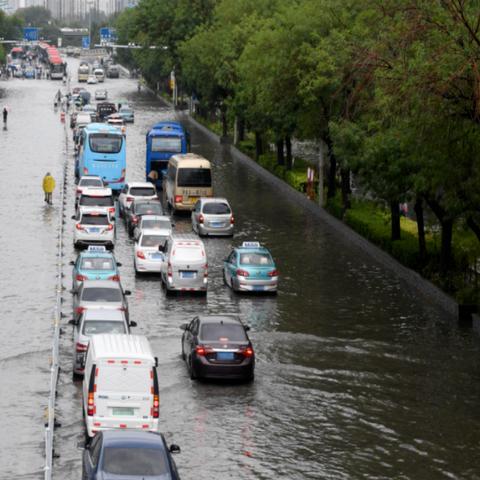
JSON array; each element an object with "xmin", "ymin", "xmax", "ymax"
[
  {"xmin": 87, "ymin": 245, "xmax": 107, "ymax": 252},
  {"xmin": 242, "ymin": 241, "xmax": 261, "ymax": 248}
]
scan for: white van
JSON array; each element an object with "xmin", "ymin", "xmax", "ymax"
[
  {"xmin": 94, "ymin": 68, "xmax": 105, "ymax": 83},
  {"xmin": 82, "ymin": 334, "xmax": 159, "ymax": 438}
]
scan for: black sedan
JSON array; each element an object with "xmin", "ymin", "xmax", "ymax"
[
  {"xmin": 82, "ymin": 430, "xmax": 181, "ymax": 479},
  {"xmin": 125, "ymin": 198, "xmax": 163, "ymax": 236},
  {"xmin": 181, "ymin": 315, "xmax": 255, "ymax": 381}
]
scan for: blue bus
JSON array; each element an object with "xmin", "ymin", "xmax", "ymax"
[
  {"xmin": 78, "ymin": 124, "xmax": 126, "ymax": 191},
  {"xmin": 146, "ymin": 121, "xmax": 188, "ymax": 188}
]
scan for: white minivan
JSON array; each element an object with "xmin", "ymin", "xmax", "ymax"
[{"xmin": 82, "ymin": 334, "xmax": 159, "ymax": 438}]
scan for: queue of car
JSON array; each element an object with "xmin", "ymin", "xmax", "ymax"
[{"xmin": 63, "ymin": 79, "xmax": 277, "ymax": 478}]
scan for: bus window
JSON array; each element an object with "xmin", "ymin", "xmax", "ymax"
[
  {"xmin": 151, "ymin": 137, "xmax": 182, "ymax": 153},
  {"xmin": 89, "ymin": 134, "xmax": 123, "ymax": 154},
  {"xmin": 177, "ymin": 168, "xmax": 211, "ymax": 188}
]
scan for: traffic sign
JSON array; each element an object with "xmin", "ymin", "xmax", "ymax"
[
  {"xmin": 23, "ymin": 27, "xmax": 39, "ymax": 41},
  {"xmin": 82, "ymin": 36, "xmax": 90, "ymax": 49}
]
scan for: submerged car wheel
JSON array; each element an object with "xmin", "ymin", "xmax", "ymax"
[{"xmin": 189, "ymin": 355, "xmax": 197, "ymax": 380}]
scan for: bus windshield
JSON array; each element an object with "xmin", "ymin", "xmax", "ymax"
[
  {"xmin": 89, "ymin": 134, "xmax": 123, "ymax": 154},
  {"xmin": 151, "ymin": 137, "xmax": 182, "ymax": 153},
  {"xmin": 177, "ymin": 168, "xmax": 211, "ymax": 187}
]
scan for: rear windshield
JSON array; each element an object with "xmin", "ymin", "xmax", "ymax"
[
  {"xmin": 135, "ymin": 203, "xmax": 163, "ymax": 215},
  {"xmin": 174, "ymin": 246, "xmax": 204, "ymax": 261},
  {"xmin": 203, "ymin": 202, "xmax": 230, "ymax": 214},
  {"xmin": 80, "ymin": 257, "xmax": 114, "ymax": 270},
  {"xmin": 103, "ymin": 447, "xmax": 167, "ymax": 476},
  {"xmin": 81, "ymin": 287, "xmax": 122, "ymax": 302},
  {"xmin": 142, "ymin": 219, "xmax": 171, "ymax": 230},
  {"xmin": 141, "ymin": 235, "xmax": 167, "ymax": 247},
  {"xmin": 80, "ymin": 195, "xmax": 114, "ymax": 207},
  {"xmin": 200, "ymin": 323, "xmax": 247, "ymax": 342},
  {"xmin": 240, "ymin": 252, "xmax": 274, "ymax": 266},
  {"xmin": 82, "ymin": 320, "xmax": 126, "ymax": 335},
  {"xmin": 80, "ymin": 214, "xmax": 109, "ymax": 225},
  {"xmin": 79, "ymin": 178, "xmax": 103, "ymax": 187},
  {"xmin": 151, "ymin": 136, "xmax": 182, "ymax": 153},
  {"xmin": 89, "ymin": 133, "xmax": 122, "ymax": 154},
  {"xmin": 129, "ymin": 187, "xmax": 156, "ymax": 197},
  {"xmin": 177, "ymin": 168, "xmax": 211, "ymax": 187}
]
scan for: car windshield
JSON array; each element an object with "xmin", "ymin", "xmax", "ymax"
[
  {"xmin": 130, "ymin": 187, "xmax": 156, "ymax": 197},
  {"xmin": 151, "ymin": 136, "xmax": 182, "ymax": 153},
  {"xmin": 135, "ymin": 203, "xmax": 163, "ymax": 215},
  {"xmin": 203, "ymin": 202, "xmax": 231, "ymax": 214},
  {"xmin": 80, "ymin": 214, "xmax": 109, "ymax": 225},
  {"xmin": 81, "ymin": 287, "xmax": 122, "ymax": 302},
  {"xmin": 82, "ymin": 320, "xmax": 126, "ymax": 335},
  {"xmin": 103, "ymin": 447, "xmax": 168, "ymax": 475},
  {"xmin": 89, "ymin": 134, "xmax": 122, "ymax": 154},
  {"xmin": 141, "ymin": 235, "xmax": 167, "ymax": 247},
  {"xmin": 177, "ymin": 168, "xmax": 211, "ymax": 187},
  {"xmin": 80, "ymin": 195, "xmax": 114, "ymax": 207},
  {"xmin": 239, "ymin": 252, "xmax": 274, "ymax": 266},
  {"xmin": 175, "ymin": 246, "xmax": 203, "ymax": 261},
  {"xmin": 80, "ymin": 257, "xmax": 114, "ymax": 270},
  {"xmin": 200, "ymin": 323, "xmax": 247, "ymax": 342},
  {"xmin": 142, "ymin": 219, "xmax": 171, "ymax": 230},
  {"xmin": 79, "ymin": 179, "xmax": 103, "ymax": 187}
]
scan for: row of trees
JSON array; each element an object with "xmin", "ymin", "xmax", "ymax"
[{"xmin": 116, "ymin": 0, "xmax": 480, "ymax": 286}]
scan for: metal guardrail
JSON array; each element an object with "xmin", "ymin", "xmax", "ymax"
[{"xmin": 44, "ymin": 117, "xmax": 69, "ymax": 480}]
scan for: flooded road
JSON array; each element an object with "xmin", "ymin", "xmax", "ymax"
[{"xmin": 1, "ymin": 62, "xmax": 480, "ymax": 479}]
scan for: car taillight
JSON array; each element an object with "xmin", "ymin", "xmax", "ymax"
[
  {"xmin": 174, "ymin": 195, "xmax": 182, "ymax": 203},
  {"xmin": 236, "ymin": 269, "xmax": 249, "ymax": 277},
  {"xmin": 132, "ymin": 215, "xmax": 138, "ymax": 224},
  {"xmin": 199, "ymin": 214, "xmax": 204, "ymax": 224},
  {"xmin": 87, "ymin": 364, "xmax": 96, "ymax": 416},
  {"xmin": 76, "ymin": 188, "xmax": 82, "ymax": 194},
  {"xmin": 268, "ymin": 269, "xmax": 279, "ymax": 277},
  {"xmin": 106, "ymin": 224, "xmax": 114, "ymax": 230},
  {"xmin": 108, "ymin": 207, "xmax": 115, "ymax": 213},
  {"xmin": 136, "ymin": 251, "xmax": 146, "ymax": 259},
  {"xmin": 243, "ymin": 346, "xmax": 254, "ymax": 357},
  {"xmin": 75, "ymin": 274, "xmax": 87, "ymax": 281},
  {"xmin": 118, "ymin": 307, "xmax": 126, "ymax": 312},
  {"xmin": 75, "ymin": 307, "xmax": 85, "ymax": 314},
  {"xmin": 195, "ymin": 345, "xmax": 206, "ymax": 356},
  {"xmin": 75, "ymin": 223, "xmax": 85, "ymax": 230},
  {"xmin": 230, "ymin": 216, "xmax": 235, "ymax": 224},
  {"xmin": 76, "ymin": 342, "xmax": 88, "ymax": 352},
  {"xmin": 83, "ymin": 167, "xmax": 89, "ymax": 175},
  {"xmin": 108, "ymin": 275, "xmax": 120, "ymax": 281},
  {"xmin": 204, "ymin": 264, "xmax": 208, "ymax": 277},
  {"xmin": 87, "ymin": 391, "xmax": 95, "ymax": 416},
  {"xmin": 167, "ymin": 262, "xmax": 172, "ymax": 277},
  {"xmin": 152, "ymin": 367, "xmax": 159, "ymax": 418},
  {"xmin": 126, "ymin": 196, "xmax": 133, "ymax": 202},
  {"xmin": 153, "ymin": 394, "xmax": 159, "ymax": 418}
]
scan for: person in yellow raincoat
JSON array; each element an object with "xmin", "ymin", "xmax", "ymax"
[{"xmin": 43, "ymin": 172, "xmax": 55, "ymax": 204}]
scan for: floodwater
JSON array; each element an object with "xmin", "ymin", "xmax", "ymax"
[{"xmin": 1, "ymin": 60, "xmax": 480, "ymax": 480}]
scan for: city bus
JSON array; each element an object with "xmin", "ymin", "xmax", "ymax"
[
  {"xmin": 49, "ymin": 57, "xmax": 66, "ymax": 80},
  {"xmin": 146, "ymin": 121, "xmax": 188, "ymax": 189},
  {"xmin": 78, "ymin": 63, "xmax": 90, "ymax": 82},
  {"xmin": 78, "ymin": 123, "xmax": 126, "ymax": 192}
]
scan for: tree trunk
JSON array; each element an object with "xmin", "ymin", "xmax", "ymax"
[
  {"xmin": 340, "ymin": 168, "xmax": 351, "ymax": 210},
  {"xmin": 390, "ymin": 201, "xmax": 401, "ymax": 241},
  {"xmin": 238, "ymin": 117, "xmax": 245, "ymax": 142},
  {"xmin": 285, "ymin": 136, "xmax": 293, "ymax": 170},
  {"xmin": 440, "ymin": 218, "xmax": 453, "ymax": 277},
  {"xmin": 221, "ymin": 107, "xmax": 228, "ymax": 137},
  {"xmin": 325, "ymin": 135, "xmax": 336, "ymax": 199},
  {"xmin": 276, "ymin": 139, "xmax": 285, "ymax": 166},
  {"xmin": 255, "ymin": 132, "xmax": 263, "ymax": 160},
  {"xmin": 414, "ymin": 197, "xmax": 427, "ymax": 261}
]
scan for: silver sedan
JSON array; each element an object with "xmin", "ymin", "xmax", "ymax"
[{"xmin": 191, "ymin": 198, "xmax": 234, "ymax": 237}]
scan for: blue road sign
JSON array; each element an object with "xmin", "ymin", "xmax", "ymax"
[
  {"xmin": 100, "ymin": 27, "xmax": 110, "ymax": 41},
  {"xmin": 23, "ymin": 27, "xmax": 39, "ymax": 41},
  {"xmin": 82, "ymin": 36, "xmax": 90, "ymax": 49}
]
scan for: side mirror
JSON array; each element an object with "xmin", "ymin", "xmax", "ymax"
[
  {"xmin": 154, "ymin": 356, "xmax": 158, "ymax": 367},
  {"xmin": 129, "ymin": 321, "xmax": 137, "ymax": 327},
  {"xmin": 244, "ymin": 325, "xmax": 251, "ymax": 332},
  {"xmin": 180, "ymin": 323, "xmax": 188, "ymax": 331},
  {"xmin": 77, "ymin": 441, "xmax": 87, "ymax": 450},
  {"xmin": 124, "ymin": 290, "xmax": 132, "ymax": 296},
  {"xmin": 69, "ymin": 260, "xmax": 75, "ymax": 265},
  {"xmin": 68, "ymin": 319, "xmax": 78, "ymax": 325},
  {"xmin": 71, "ymin": 215, "xmax": 76, "ymax": 220},
  {"xmin": 116, "ymin": 262, "xmax": 122, "ymax": 267},
  {"xmin": 169, "ymin": 444, "xmax": 181, "ymax": 454}
]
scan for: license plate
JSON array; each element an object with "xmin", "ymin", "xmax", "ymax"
[
  {"xmin": 112, "ymin": 407, "xmax": 135, "ymax": 416},
  {"xmin": 210, "ymin": 222, "xmax": 224, "ymax": 228},
  {"xmin": 184, "ymin": 196, "xmax": 198, "ymax": 204},
  {"xmin": 217, "ymin": 352, "xmax": 234, "ymax": 361},
  {"xmin": 180, "ymin": 271, "xmax": 195, "ymax": 279},
  {"xmin": 252, "ymin": 285, "xmax": 265, "ymax": 291},
  {"xmin": 151, "ymin": 253, "xmax": 163, "ymax": 259},
  {"xmin": 89, "ymin": 228, "xmax": 100, "ymax": 233}
]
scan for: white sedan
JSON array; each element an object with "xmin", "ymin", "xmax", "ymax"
[
  {"xmin": 87, "ymin": 75, "xmax": 98, "ymax": 84},
  {"xmin": 134, "ymin": 229, "xmax": 167, "ymax": 274}
]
